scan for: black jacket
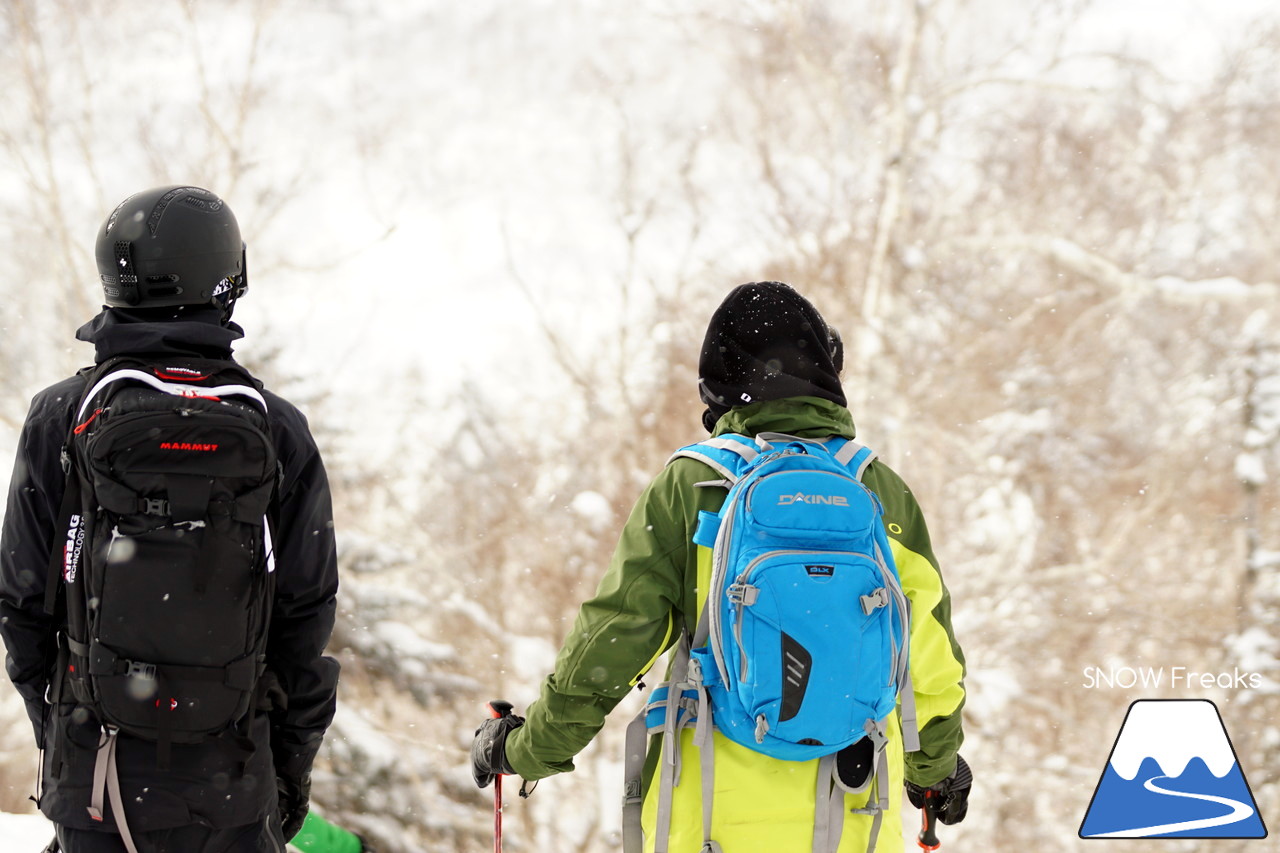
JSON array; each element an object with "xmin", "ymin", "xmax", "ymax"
[{"xmin": 0, "ymin": 308, "xmax": 340, "ymax": 831}]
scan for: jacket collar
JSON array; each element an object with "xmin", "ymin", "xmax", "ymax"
[
  {"xmin": 710, "ymin": 396, "xmax": 856, "ymax": 439},
  {"xmin": 75, "ymin": 307, "xmax": 244, "ymax": 364}
]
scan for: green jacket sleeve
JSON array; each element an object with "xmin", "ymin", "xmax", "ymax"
[
  {"xmin": 504, "ymin": 463, "xmax": 698, "ymax": 780},
  {"xmin": 289, "ymin": 811, "xmax": 364, "ymax": 853},
  {"xmin": 863, "ymin": 461, "xmax": 967, "ymax": 788}
]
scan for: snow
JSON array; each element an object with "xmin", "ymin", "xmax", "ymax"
[
  {"xmin": 1109, "ymin": 700, "xmax": 1238, "ymax": 780},
  {"xmin": 369, "ymin": 622, "xmax": 454, "ymax": 664},
  {"xmin": 326, "ymin": 705, "xmax": 403, "ymax": 779},
  {"xmin": 0, "ymin": 812, "xmax": 52, "ymax": 852},
  {"xmin": 1235, "ymin": 451, "xmax": 1267, "ymax": 486},
  {"xmin": 1154, "ymin": 275, "xmax": 1280, "ymax": 301},
  {"xmin": 962, "ymin": 667, "xmax": 1022, "ymax": 720},
  {"xmin": 1228, "ymin": 627, "xmax": 1280, "ymax": 675},
  {"xmin": 569, "ymin": 490, "xmax": 614, "ymax": 532},
  {"xmin": 506, "ymin": 635, "xmax": 558, "ymax": 687}
]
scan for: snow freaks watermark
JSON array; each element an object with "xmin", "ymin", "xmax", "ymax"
[
  {"xmin": 1082, "ymin": 665, "xmax": 1263, "ymax": 690},
  {"xmin": 1079, "ymin": 700, "xmax": 1268, "ymax": 839}
]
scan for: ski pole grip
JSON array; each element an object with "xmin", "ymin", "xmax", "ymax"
[
  {"xmin": 917, "ymin": 790, "xmax": 940, "ymax": 851},
  {"xmin": 488, "ymin": 699, "xmax": 515, "ymax": 719}
]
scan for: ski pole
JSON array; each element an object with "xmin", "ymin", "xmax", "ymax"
[
  {"xmin": 487, "ymin": 700, "xmax": 515, "ymax": 853},
  {"xmin": 917, "ymin": 789, "xmax": 941, "ymax": 852}
]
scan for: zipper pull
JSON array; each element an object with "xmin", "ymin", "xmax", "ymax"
[{"xmin": 73, "ymin": 408, "xmax": 104, "ymax": 435}]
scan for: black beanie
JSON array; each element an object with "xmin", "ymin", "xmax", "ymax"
[{"xmin": 698, "ymin": 282, "xmax": 846, "ymax": 431}]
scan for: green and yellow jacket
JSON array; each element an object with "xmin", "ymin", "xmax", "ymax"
[{"xmin": 506, "ymin": 397, "xmax": 965, "ymax": 850}]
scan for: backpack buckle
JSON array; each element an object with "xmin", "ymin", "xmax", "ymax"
[
  {"xmin": 125, "ymin": 661, "xmax": 157, "ymax": 681},
  {"xmin": 141, "ymin": 498, "xmax": 170, "ymax": 516},
  {"xmin": 727, "ymin": 583, "xmax": 759, "ymax": 606},
  {"xmin": 754, "ymin": 714, "xmax": 769, "ymax": 743},
  {"xmin": 860, "ymin": 588, "xmax": 890, "ymax": 614},
  {"xmin": 687, "ymin": 656, "xmax": 704, "ymax": 684}
]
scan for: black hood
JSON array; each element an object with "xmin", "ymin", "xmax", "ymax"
[
  {"xmin": 698, "ymin": 282, "xmax": 845, "ymax": 431},
  {"xmin": 75, "ymin": 305, "xmax": 244, "ymax": 364}
]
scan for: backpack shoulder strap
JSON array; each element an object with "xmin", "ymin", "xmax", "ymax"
[
  {"xmin": 77, "ymin": 362, "xmax": 269, "ymax": 420},
  {"xmin": 667, "ymin": 434, "xmax": 758, "ymax": 484},
  {"xmin": 42, "ymin": 370, "xmax": 99, "ymax": 617},
  {"xmin": 830, "ymin": 437, "xmax": 877, "ymax": 481}
]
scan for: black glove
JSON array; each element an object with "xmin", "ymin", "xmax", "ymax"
[
  {"xmin": 277, "ymin": 770, "xmax": 312, "ymax": 841},
  {"xmin": 906, "ymin": 754, "xmax": 971, "ymax": 825},
  {"xmin": 471, "ymin": 704, "xmax": 524, "ymax": 788}
]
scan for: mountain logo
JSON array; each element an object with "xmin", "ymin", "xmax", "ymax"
[{"xmin": 1079, "ymin": 699, "xmax": 1268, "ymax": 839}]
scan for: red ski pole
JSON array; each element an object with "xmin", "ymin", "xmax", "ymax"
[
  {"xmin": 487, "ymin": 700, "xmax": 515, "ymax": 853},
  {"xmin": 917, "ymin": 790, "xmax": 941, "ymax": 851}
]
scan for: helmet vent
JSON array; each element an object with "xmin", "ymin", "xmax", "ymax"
[
  {"xmin": 145, "ymin": 285, "xmax": 183, "ymax": 298},
  {"xmin": 144, "ymin": 274, "xmax": 179, "ymax": 284}
]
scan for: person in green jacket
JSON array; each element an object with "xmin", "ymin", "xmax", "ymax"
[
  {"xmin": 472, "ymin": 282, "xmax": 970, "ymax": 851},
  {"xmin": 43, "ymin": 811, "xmax": 370, "ymax": 853},
  {"xmin": 287, "ymin": 811, "xmax": 370, "ymax": 853}
]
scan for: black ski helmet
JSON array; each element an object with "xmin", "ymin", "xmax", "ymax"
[
  {"xmin": 697, "ymin": 282, "xmax": 847, "ymax": 432},
  {"xmin": 95, "ymin": 185, "xmax": 246, "ymax": 310}
]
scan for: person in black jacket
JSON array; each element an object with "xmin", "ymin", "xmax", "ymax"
[{"xmin": 0, "ymin": 186, "xmax": 340, "ymax": 852}]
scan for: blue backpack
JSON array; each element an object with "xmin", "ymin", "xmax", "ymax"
[
  {"xmin": 678, "ymin": 432, "xmax": 913, "ymax": 759},
  {"xmin": 623, "ymin": 432, "xmax": 919, "ymax": 853}
]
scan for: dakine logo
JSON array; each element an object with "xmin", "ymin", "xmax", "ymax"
[
  {"xmin": 777, "ymin": 492, "xmax": 850, "ymax": 507},
  {"xmin": 1079, "ymin": 700, "xmax": 1268, "ymax": 839},
  {"xmin": 63, "ymin": 514, "xmax": 85, "ymax": 583},
  {"xmin": 159, "ymin": 442, "xmax": 219, "ymax": 452}
]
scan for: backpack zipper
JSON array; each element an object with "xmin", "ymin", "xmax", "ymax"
[{"xmin": 730, "ymin": 548, "xmax": 881, "ymax": 683}]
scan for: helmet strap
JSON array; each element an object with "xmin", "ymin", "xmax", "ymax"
[{"xmin": 212, "ymin": 246, "xmax": 248, "ymax": 322}]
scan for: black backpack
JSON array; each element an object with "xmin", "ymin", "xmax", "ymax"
[{"xmin": 46, "ymin": 355, "xmax": 278, "ymax": 761}]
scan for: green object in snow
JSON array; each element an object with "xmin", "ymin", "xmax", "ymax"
[{"xmin": 289, "ymin": 811, "xmax": 364, "ymax": 853}]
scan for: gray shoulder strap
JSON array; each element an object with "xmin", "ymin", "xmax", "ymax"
[
  {"xmin": 834, "ymin": 439, "xmax": 877, "ymax": 480},
  {"xmin": 668, "ymin": 449, "xmax": 739, "ymax": 483},
  {"xmin": 701, "ymin": 437, "xmax": 759, "ymax": 464},
  {"xmin": 668, "ymin": 438, "xmax": 758, "ymax": 484}
]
